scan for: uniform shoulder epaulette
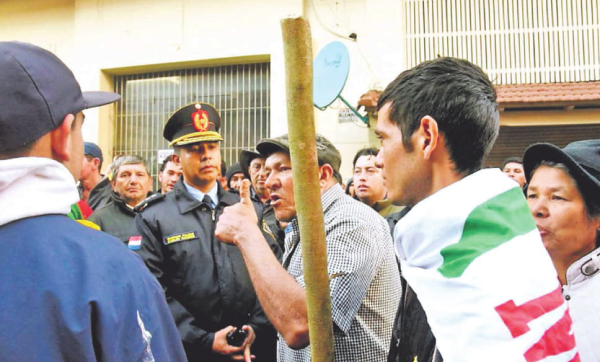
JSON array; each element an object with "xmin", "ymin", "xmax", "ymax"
[{"xmin": 134, "ymin": 193, "xmax": 165, "ymax": 213}]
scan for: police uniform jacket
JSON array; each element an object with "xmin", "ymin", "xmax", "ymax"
[
  {"xmin": 247, "ymin": 187, "xmax": 285, "ymax": 252},
  {"xmin": 262, "ymin": 201, "xmax": 284, "ymax": 251},
  {"xmin": 134, "ymin": 178, "xmax": 280, "ymax": 361}
]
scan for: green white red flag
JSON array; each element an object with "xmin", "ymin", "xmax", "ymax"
[{"xmin": 394, "ymin": 169, "xmax": 579, "ymax": 362}]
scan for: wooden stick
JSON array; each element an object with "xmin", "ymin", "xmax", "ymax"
[{"xmin": 280, "ymin": 17, "xmax": 335, "ymax": 362}]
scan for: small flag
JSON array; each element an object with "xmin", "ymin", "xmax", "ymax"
[{"xmin": 128, "ymin": 236, "xmax": 142, "ymax": 250}]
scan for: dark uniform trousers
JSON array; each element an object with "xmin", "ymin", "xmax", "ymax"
[{"xmin": 135, "ymin": 179, "xmax": 281, "ymax": 361}]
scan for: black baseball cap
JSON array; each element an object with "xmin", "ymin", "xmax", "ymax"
[
  {"xmin": 0, "ymin": 41, "xmax": 120, "ymax": 152},
  {"xmin": 523, "ymin": 140, "xmax": 600, "ymax": 204},
  {"xmin": 163, "ymin": 102, "xmax": 223, "ymax": 147},
  {"xmin": 256, "ymin": 133, "xmax": 342, "ymax": 176}
]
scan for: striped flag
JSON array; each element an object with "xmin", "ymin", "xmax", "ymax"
[{"xmin": 394, "ymin": 169, "xmax": 579, "ymax": 362}]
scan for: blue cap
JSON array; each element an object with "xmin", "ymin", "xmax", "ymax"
[
  {"xmin": 84, "ymin": 142, "xmax": 103, "ymax": 163},
  {"xmin": 0, "ymin": 41, "xmax": 120, "ymax": 152}
]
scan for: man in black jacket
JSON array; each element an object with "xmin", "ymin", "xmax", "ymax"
[
  {"xmin": 134, "ymin": 102, "xmax": 280, "ymax": 362},
  {"xmin": 240, "ymin": 149, "xmax": 285, "ymax": 249},
  {"xmin": 89, "ymin": 155, "xmax": 153, "ymax": 244},
  {"xmin": 78, "ymin": 142, "xmax": 104, "ymax": 202}
]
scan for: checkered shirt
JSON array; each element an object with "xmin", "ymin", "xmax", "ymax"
[{"xmin": 278, "ymin": 184, "xmax": 401, "ymax": 362}]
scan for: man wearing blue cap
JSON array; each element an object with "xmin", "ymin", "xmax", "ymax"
[
  {"xmin": 135, "ymin": 102, "xmax": 280, "ymax": 361},
  {"xmin": 0, "ymin": 41, "xmax": 186, "ymax": 361},
  {"xmin": 79, "ymin": 142, "xmax": 104, "ymax": 201}
]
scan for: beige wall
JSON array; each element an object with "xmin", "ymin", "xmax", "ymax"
[
  {"xmin": 306, "ymin": 0, "xmax": 404, "ymax": 178},
  {"xmin": 500, "ymin": 109, "xmax": 600, "ymax": 127},
  {"xmin": 0, "ymin": 0, "xmax": 404, "ymax": 179},
  {"xmin": 0, "ymin": 0, "xmax": 75, "ymax": 56}
]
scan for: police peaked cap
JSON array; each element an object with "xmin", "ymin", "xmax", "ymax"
[{"xmin": 164, "ymin": 102, "xmax": 223, "ymax": 147}]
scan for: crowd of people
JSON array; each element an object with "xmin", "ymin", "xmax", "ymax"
[{"xmin": 0, "ymin": 41, "xmax": 598, "ymax": 362}]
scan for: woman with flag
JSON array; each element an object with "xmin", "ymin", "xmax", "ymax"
[{"xmin": 524, "ymin": 139, "xmax": 600, "ymax": 362}]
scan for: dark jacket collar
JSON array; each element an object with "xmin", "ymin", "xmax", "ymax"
[
  {"xmin": 173, "ymin": 177, "xmax": 238, "ymax": 214},
  {"xmin": 110, "ymin": 191, "xmax": 136, "ymax": 216},
  {"xmin": 250, "ymin": 187, "xmax": 263, "ymax": 204},
  {"xmin": 111, "ymin": 190, "xmax": 153, "ymax": 216}
]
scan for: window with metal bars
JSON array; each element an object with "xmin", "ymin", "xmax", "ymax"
[
  {"xmin": 404, "ymin": 0, "xmax": 600, "ymax": 84},
  {"xmin": 113, "ymin": 63, "xmax": 270, "ymax": 190}
]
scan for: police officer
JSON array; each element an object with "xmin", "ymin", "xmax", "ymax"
[{"xmin": 134, "ymin": 102, "xmax": 280, "ymax": 362}]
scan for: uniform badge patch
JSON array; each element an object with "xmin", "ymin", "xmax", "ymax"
[
  {"xmin": 262, "ymin": 220, "xmax": 275, "ymax": 241},
  {"xmin": 163, "ymin": 231, "xmax": 198, "ymax": 245},
  {"xmin": 128, "ymin": 235, "xmax": 142, "ymax": 250},
  {"xmin": 191, "ymin": 105, "xmax": 209, "ymax": 132}
]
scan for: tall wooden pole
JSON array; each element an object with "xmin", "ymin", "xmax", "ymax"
[{"xmin": 280, "ymin": 17, "xmax": 335, "ymax": 362}]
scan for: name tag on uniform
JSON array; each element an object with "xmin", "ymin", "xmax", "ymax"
[{"xmin": 163, "ymin": 231, "xmax": 198, "ymax": 245}]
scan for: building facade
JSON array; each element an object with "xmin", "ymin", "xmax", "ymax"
[{"xmin": 1, "ymin": 0, "xmax": 598, "ymax": 178}]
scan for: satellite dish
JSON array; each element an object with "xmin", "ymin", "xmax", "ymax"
[{"xmin": 313, "ymin": 41, "xmax": 367, "ymax": 124}]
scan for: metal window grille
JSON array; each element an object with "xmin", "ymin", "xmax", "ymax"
[
  {"xmin": 404, "ymin": 0, "xmax": 600, "ymax": 84},
  {"xmin": 113, "ymin": 63, "xmax": 270, "ymax": 189}
]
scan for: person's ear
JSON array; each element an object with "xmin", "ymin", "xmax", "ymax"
[
  {"xmin": 319, "ymin": 164, "xmax": 334, "ymax": 188},
  {"xmin": 416, "ymin": 115, "xmax": 439, "ymax": 160},
  {"xmin": 594, "ymin": 217, "xmax": 600, "ymax": 231},
  {"xmin": 92, "ymin": 157, "xmax": 100, "ymax": 169},
  {"xmin": 50, "ymin": 114, "xmax": 75, "ymax": 162},
  {"xmin": 172, "ymin": 153, "xmax": 181, "ymax": 165}
]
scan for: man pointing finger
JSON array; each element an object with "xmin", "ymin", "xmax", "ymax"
[{"xmin": 217, "ymin": 134, "xmax": 400, "ymax": 362}]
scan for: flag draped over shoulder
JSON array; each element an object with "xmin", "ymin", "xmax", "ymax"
[
  {"xmin": 394, "ymin": 168, "xmax": 579, "ymax": 362},
  {"xmin": 67, "ymin": 199, "xmax": 93, "ymax": 220}
]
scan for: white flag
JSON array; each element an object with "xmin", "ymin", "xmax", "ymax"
[{"xmin": 395, "ymin": 169, "xmax": 579, "ymax": 362}]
